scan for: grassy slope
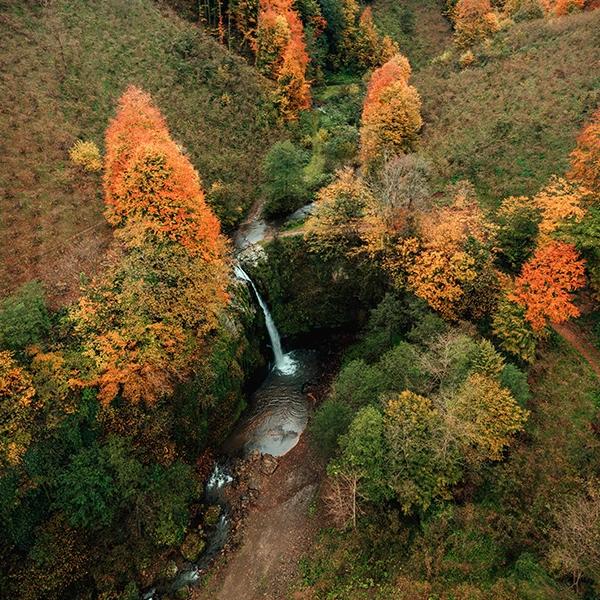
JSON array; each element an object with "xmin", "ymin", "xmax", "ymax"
[
  {"xmin": 371, "ymin": 0, "xmax": 452, "ymax": 69},
  {"xmin": 415, "ymin": 10, "xmax": 600, "ymax": 206},
  {"xmin": 0, "ymin": 0, "xmax": 279, "ymax": 305}
]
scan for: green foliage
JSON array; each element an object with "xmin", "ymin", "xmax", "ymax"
[
  {"xmin": 333, "ymin": 406, "xmax": 391, "ymax": 503},
  {"xmin": 330, "ymin": 359, "xmax": 385, "ymax": 410},
  {"xmin": 310, "ymin": 397, "xmax": 354, "ymax": 457},
  {"xmin": 496, "ymin": 199, "xmax": 541, "ymax": 272},
  {"xmin": 471, "ymin": 338, "xmax": 505, "ymax": 377},
  {"xmin": 250, "ymin": 236, "xmax": 385, "ymax": 336},
  {"xmin": 385, "ymin": 392, "xmax": 462, "ymax": 513},
  {"xmin": 262, "ymin": 140, "xmax": 310, "ymax": 218},
  {"xmin": 492, "ymin": 296, "xmax": 537, "ymax": 363},
  {"xmin": 54, "ymin": 445, "xmax": 117, "ymax": 530},
  {"xmin": 0, "ymin": 281, "xmax": 50, "ymax": 353},
  {"xmin": 500, "ymin": 363, "xmax": 531, "ymax": 408}
]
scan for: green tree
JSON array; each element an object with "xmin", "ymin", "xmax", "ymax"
[
  {"xmin": 447, "ymin": 373, "xmax": 528, "ymax": 464},
  {"xmin": 500, "ymin": 363, "xmax": 531, "ymax": 408},
  {"xmin": 384, "ymin": 391, "xmax": 462, "ymax": 513},
  {"xmin": 53, "ymin": 445, "xmax": 117, "ymax": 530},
  {"xmin": 492, "ymin": 296, "xmax": 537, "ymax": 363},
  {"xmin": 262, "ymin": 140, "xmax": 309, "ymax": 218},
  {"xmin": 333, "ymin": 405, "xmax": 390, "ymax": 504},
  {"xmin": 0, "ymin": 281, "xmax": 50, "ymax": 353},
  {"xmin": 311, "ymin": 397, "xmax": 354, "ymax": 457}
]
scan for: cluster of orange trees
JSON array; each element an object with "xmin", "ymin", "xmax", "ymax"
[
  {"xmin": 309, "ymin": 87, "xmax": 599, "ymax": 364},
  {"xmin": 72, "ymin": 86, "xmax": 230, "ymax": 407},
  {"xmin": 256, "ymin": 0, "xmax": 311, "ymax": 119},
  {"xmin": 0, "ymin": 86, "xmax": 232, "ymax": 462}
]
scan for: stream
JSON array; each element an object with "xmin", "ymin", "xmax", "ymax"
[{"xmin": 147, "ymin": 258, "xmax": 317, "ymax": 598}]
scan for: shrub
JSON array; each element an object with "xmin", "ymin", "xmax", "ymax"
[
  {"xmin": 500, "ymin": 363, "xmax": 531, "ymax": 407},
  {"xmin": 69, "ymin": 140, "xmax": 102, "ymax": 172},
  {"xmin": 262, "ymin": 140, "xmax": 309, "ymax": 218},
  {"xmin": 0, "ymin": 281, "xmax": 50, "ymax": 353},
  {"xmin": 459, "ymin": 49, "xmax": 475, "ymax": 67},
  {"xmin": 311, "ymin": 397, "xmax": 354, "ymax": 457},
  {"xmin": 492, "ymin": 296, "xmax": 537, "ymax": 363}
]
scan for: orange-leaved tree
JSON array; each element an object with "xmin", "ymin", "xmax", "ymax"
[
  {"xmin": 360, "ymin": 54, "xmax": 422, "ymax": 167},
  {"xmin": 510, "ymin": 241, "xmax": 586, "ymax": 331},
  {"xmin": 402, "ymin": 187, "xmax": 497, "ymax": 318},
  {"xmin": 568, "ymin": 107, "xmax": 600, "ymax": 194},
  {"xmin": 256, "ymin": 0, "xmax": 310, "ymax": 119},
  {"xmin": 452, "ymin": 0, "xmax": 499, "ymax": 48},
  {"xmin": 104, "ymin": 86, "xmax": 225, "ymax": 261},
  {"xmin": 72, "ymin": 87, "xmax": 229, "ymax": 406}
]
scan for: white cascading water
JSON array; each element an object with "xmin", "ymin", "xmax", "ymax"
[{"xmin": 234, "ymin": 265, "xmax": 296, "ymax": 374}]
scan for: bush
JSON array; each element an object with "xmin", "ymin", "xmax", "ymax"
[
  {"xmin": 330, "ymin": 359, "xmax": 385, "ymax": 410},
  {"xmin": 69, "ymin": 140, "xmax": 102, "ymax": 172},
  {"xmin": 0, "ymin": 281, "xmax": 50, "ymax": 352},
  {"xmin": 500, "ymin": 363, "xmax": 531, "ymax": 408},
  {"xmin": 262, "ymin": 140, "xmax": 310, "ymax": 218},
  {"xmin": 311, "ymin": 397, "xmax": 354, "ymax": 457}
]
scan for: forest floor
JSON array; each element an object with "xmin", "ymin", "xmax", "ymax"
[
  {"xmin": 194, "ymin": 436, "xmax": 326, "ymax": 600},
  {"xmin": 553, "ymin": 322, "xmax": 600, "ymax": 379}
]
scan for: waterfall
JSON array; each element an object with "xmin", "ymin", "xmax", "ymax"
[{"xmin": 234, "ymin": 265, "xmax": 296, "ymax": 374}]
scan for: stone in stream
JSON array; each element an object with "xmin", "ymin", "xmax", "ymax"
[
  {"xmin": 204, "ymin": 504, "xmax": 221, "ymax": 527},
  {"xmin": 180, "ymin": 531, "xmax": 206, "ymax": 562}
]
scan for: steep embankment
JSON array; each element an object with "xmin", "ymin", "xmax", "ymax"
[
  {"xmin": 0, "ymin": 0, "xmax": 279, "ymax": 305},
  {"xmin": 415, "ymin": 10, "xmax": 600, "ymax": 205}
]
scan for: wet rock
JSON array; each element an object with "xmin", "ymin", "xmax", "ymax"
[
  {"xmin": 175, "ymin": 585, "xmax": 190, "ymax": 599},
  {"xmin": 260, "ymin": 454, "xmax": 278, "ymax": 475},
  {"xmin": 204, "ymin": 504, "xmax": 221, "ymax": 527},
  {"xmin": 181, "ymin": 531, "xmax": 206, "ymax": 562}
]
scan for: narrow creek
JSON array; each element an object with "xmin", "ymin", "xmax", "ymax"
[{"xmin": 147, "ymin": 257, "xmax": 318, "ymax": 598}]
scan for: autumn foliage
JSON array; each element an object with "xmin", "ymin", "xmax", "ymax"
[
  {"xmin": 452, "ymin": 0, "xmax": 499, "ymax": 48},
  {"xmin": 257, "ymin": 0, "xmax": 311, "ymax": 119},
  {"xmin": 73, "ymin": 88, "xmax": 229, "ymax": 406},
  {"xmin": 0, "ymin": 350, "xmax": 37, "ymax": 467},
  {"xmin": 104, "ymin": 86, "xmax": 224, "ymax": 260},
  {"xmin": 360, "ymin": 54, "xmax": 422, "ymax": 166},
  {"xmin": 568, "ymin": 108, "xmax": 600, "ymax": 193},
  {"xmin": 510, "ymin": 241, "xmax": 586, "ymax": 331},
  {"xmin": 534, "ymin": 176, "xmax": 587, "ymax": 238}
]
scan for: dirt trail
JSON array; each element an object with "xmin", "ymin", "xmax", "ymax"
[
  {"xmin": 194, "ymin": 437, "xmax": 325, "ymax": 600},
  {"xmin": 553, "ymin": 322, "xmax": 600, "ymax": 379}
]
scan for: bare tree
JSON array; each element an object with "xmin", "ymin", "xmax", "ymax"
[
  {"xmin": 548, "ymin": 483, "xmax": 600, "ymax": 592},
  {"xmin": 323, "ymin": 472, "xmax": 363, "ymax": 529}
]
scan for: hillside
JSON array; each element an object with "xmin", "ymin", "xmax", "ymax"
[
  {"xmin": 372, "ymin": 0, "xmax": 452, "ymax": 69},
  {"xmin": 0, "ymin": 0, "xmax": 279, "ymax": 305},
  {"xmin": 415, "ymin": 9, "xmax": 600, "ymax": 205}
]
